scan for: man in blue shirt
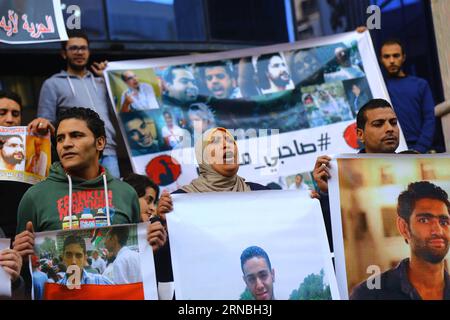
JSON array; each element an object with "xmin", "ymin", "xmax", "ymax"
[{"xmin": 380, "ymin": 39, "xmax": 435, "ymax": 153}]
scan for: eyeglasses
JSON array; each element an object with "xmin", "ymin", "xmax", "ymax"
[
  {"xmin": 125, "ymin": 75, "xmax": 137, "ymax": 81},
  {"xmin": 66, "ymin": 45, "xmax": 89, "ymax": 53}
]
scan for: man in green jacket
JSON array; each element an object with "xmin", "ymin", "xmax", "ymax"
[{"xmin": 13, "ymin": 107, "xmax": 168, "ymax": 259}]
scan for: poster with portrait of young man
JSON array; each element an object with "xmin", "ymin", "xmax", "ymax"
[
  {"xmin": 329, "ymin": 154, "xmax": 450, "ymax": 300},
  {"xmin": 30, "ymin": 223, "xmax": 157, "ymax": 300},
  {"xmin": 167, "ymin": 190, "xmax": 340, "ymax": 300},
  {"xmin": 0, "ymin": 238, "xmax": 11, "ymax": 297}
]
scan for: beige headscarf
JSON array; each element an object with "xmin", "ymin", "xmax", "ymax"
[{"xmin": 180, "ymin": 128, "xmax": 251, "ymax": 193}]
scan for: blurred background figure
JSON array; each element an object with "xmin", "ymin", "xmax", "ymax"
[{"xmin": 187, "ymin": 103, "xmax": 217, "ymax": 134}]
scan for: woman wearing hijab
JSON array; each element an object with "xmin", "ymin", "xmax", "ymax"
[
  {"xmin": 173, "ymin": 127, "xmax": 269, "ymax": 194},
  {"xmin": 155, "ymin": 127, "xmax": 268, "ymax": 299}
]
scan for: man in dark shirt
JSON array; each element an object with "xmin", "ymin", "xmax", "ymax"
[
  {"xmin": 313, "ymin": 99, "xmax": 400, "ymax": 250},
  {"xmin": 351, "ymin": 181, "xmax": 450, "ymax": 300},
  {"xmin": 380, "ymin": 39, "xmax": 435, "ymax": 153}
]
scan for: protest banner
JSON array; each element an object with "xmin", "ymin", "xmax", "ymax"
[
  {"xmin": 329, "ymin": 154, "xmax": 450, "ymax": 299},
  {"xmin": 0, "ymin": 126, "xmax": 51, "ymax": 184},
  {"xmin": 167, "ymin": 191, "xmax": 339, "ymax": 300},
  {"xmin": 104, "ymin": 31, "xmax": 407, "ymax": 192},
  {"xmin": 30, "ymin": 223, "xmax": 157, "ymax": 300},
  {"xmin": 0, "ymin": 0, "xmax": 68, "ymax": 44}
]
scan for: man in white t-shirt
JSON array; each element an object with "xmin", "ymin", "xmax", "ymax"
[
  {"xmin": 104, "ymin": 226, "xmax": 142, "ymax": 284},
  {"xmin": 120, "ymin": 70, "xmax": 160, "ymax": 112}
]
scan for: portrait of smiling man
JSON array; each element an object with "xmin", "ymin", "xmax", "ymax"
[
  {"xmin": 240, "ymin": 246, "xmax": 276, "ymax": 300},
  {"xmin": 256, "ymin": 53, "xmax": 294, "ymax": 95}
]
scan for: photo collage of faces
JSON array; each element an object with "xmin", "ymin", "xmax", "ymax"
[
  {"xmin": 260, "ymin": 172, "xmax": 317, "ymax": 192},
  {"xmin": 107, "ymin": 41, "xmax": 372, "ymax": 157}
]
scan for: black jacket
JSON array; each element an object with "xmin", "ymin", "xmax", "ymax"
[{"xmin": 350, "ymin": 258, "xmax": 450, "ymax": 300}]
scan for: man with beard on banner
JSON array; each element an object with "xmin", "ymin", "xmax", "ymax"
[
  {"xmin": 350, "ymin": 181, "xmax": 450, "ymax": 300},
  {"xmin": 256, "ymin": 53, "xmax": 295, "ymax": 95},
  {"xmin": 0, "ymin": 89, "xmax": 54, "ymax": 240},
  {"xmin": 313, "ymin": 99, "xmax": 401, "ymax": 250}
]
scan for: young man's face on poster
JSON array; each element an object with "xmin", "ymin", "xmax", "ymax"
[
  {"xmin": 242, "ymin": 257, "xmax": 275, "ymax": 300},
  {"xmin": 357, "ymin": 107, "xmax": 399, "ymax": 153},
  {"xmin": 401, "ymin": 198, "xmax": 450, "ymax": 264},
  {"xmin": 125, "ymin": 117, "xmax": 154, "ymax": 148},
  {"xmin": 56, "ymin": 118, "xmax": 105, "ymax": 172},
  {"xmin": 63, "ymin": 243, "xmax": 86, "ymax": 271}
]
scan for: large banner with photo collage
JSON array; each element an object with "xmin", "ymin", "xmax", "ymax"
[{"xmin": 104, "ymin": 31, "xmax": 407, "ymax": 192}]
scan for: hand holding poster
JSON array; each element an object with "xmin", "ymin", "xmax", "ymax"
[
  {"xmin": 0, "ymin": 126, "xmax": 51, "ymax": 184},
  {"xmin": 30, "ymin": 223, "xmax": 157, "ymax": 300},
  {"xmin": 329, "ymin": 154, "xmax": 450, "ymax": 300},
  {"xmin": 167, "ymin": 191, "xmax": 339, "ymax": 300},
  {"xmin": 0, "ymin": 0, "xmax": 68, "ymax": 44},
  {"xmin": 104, "ymin": 31, "xmax": 407, "ymax": 192},
  {"xmin": 0, "ymin": 238, "xmax": 12, "ymax": 298}
]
